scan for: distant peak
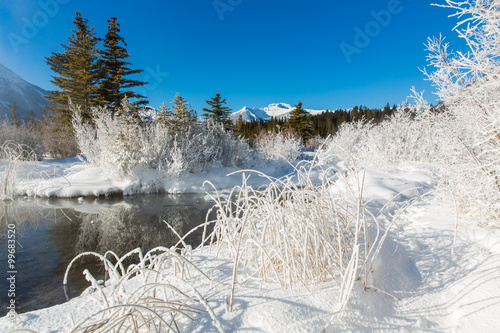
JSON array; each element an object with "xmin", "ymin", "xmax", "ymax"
[
  {"xmin": 266, "ymin": 103, "xmax": 292, "ymax": 109},
  {"xmin": 0, "ymin": 63, "xmax": 25, "ymax": 84}
]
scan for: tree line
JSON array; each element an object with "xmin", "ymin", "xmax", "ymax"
[{"xmin": 235, "ymin": 103, "xmax": 400, "ymax": 145}]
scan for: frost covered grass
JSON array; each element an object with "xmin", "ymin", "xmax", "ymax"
[
  {"xmin": 200, "ymin": 160, "xmax": 427, "ymax": 312},
  {"xmin": 63, "ymin": 246, "xmax": 225, "ymax": 332},
  {"xmin": 0, "ymin": 141, "xmax": 37, "ymax": 200}
]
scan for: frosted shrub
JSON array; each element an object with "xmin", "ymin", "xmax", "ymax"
[
  {"xmin": 256, "ymin": 131, "xmax": 303, "ymax": 162},
  {"xmin": 73, "ymin": 104, "xmax": 253, "ymax": 181},
  {"xmin": 423, "ymin": 0, "xmax": 500, "ymax": 221},
  {"xmin": 0, "ymin": 141, "xmax": 37, "ymax": 200},
  {"xmin": 318, "ymin": 91, "xmax": 452, "ymax": 170},
  {"xmin": 0, "ymin": 120, "xmax": 45, "ymax": 160}
]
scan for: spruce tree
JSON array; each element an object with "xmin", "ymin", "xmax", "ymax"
[
  {"xmin": 45, "ymin": 11, "xmax": 100, "ymax": 126},
  {"xmin": 286, "ymin": 101, "xmax": 314, "ymax": 141},
  {"xmin": 28, "ymin": 108, "xmax": 35, "ymax": 131},
  {"xmin": 202, "ymin": 90, "xmax": 232, "ymax": 131},
  {"xmin": 171, "ymin": 93, "xmax": 196, "ymax": 128},
  {"xmin": 98, "ymin": 17, "xmax": 148, "ymax": 114},
  {"xmin": 156, "ymin": 101, "xmax": 171, "ymax": 126},
  {"xmin": 10, "ymin": 102, "xmax": 21, "ymax": 127}
]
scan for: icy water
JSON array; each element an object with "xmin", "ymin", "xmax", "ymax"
[{"xmin": 0, "ymin": 194, "xmax": 215, "ymax": 317}]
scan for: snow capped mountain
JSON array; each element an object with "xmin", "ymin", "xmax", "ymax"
[
  {"xmin": 230, "ymin": 102, "xmax": 329, "ymax": 123},
  {"xmin": 0, "ymin": 63, "xmax": 48, "ymax": 122}
]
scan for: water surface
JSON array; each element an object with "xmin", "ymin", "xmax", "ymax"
[{"xmin": 0, "ymin": 194, "xmax": 215, "ymax": 317}]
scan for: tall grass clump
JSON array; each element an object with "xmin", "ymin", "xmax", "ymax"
[
  {"xmin": 201, "ymin": 160, "xmax": 419, "ymax": 311},
  {"xmin": 64, "ymin": 246, "xmax": 225, "ymax": 332}
]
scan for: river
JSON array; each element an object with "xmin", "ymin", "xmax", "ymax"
[{"xmin": 0, "ymin": 194, "xmax": 216, "ymax": 317}]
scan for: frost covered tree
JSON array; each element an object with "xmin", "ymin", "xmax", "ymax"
[
  {"xmin": 202, "ymin": 90, "xmax": 232, "ymax": 131},
  {"xmin": 423, "ymin": 0, "xmax": 500, "ymax": 220},
  {"xmin": 97, "ymin": 17, "xmax": 148, "ymax": 113}
]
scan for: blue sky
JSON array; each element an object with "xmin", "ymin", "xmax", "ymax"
[{"xmin": 0, "ymin": 0, "xmax": 465, "ymax": 112}]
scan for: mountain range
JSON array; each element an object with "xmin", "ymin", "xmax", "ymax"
[
  {"xmin": 0, "ymin": 63, "xmax": 48, "ymax": 122},
  {"xmin": 0, "ymin": 63, "xmax": 333, "ymax": 125},
  {"xmin": 229, "ymin": 103, "xmax": 329, "ymax": 123}
]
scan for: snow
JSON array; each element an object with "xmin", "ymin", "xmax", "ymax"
[
  {"xmin": 0, "ymin": 63, "xmax": 48, "ymax": 121},
  {"xmin": 8, "ymin": 157, "xmax": 296, "ymax": 198},
  {"xmin": 2, "ymin": 160, "xmax": 500, "ymax": 332},
  {"xmin": 230, "ymin": 102, "xmax": 329, "ymax": 123}
]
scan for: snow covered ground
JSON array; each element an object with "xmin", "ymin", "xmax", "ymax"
[
  {"xmin": 1, "ymin": 159, "xmax": 500, "ymax": 332},
  {"xmin": 8, "ymin": 156, "xmax": 301, "ymax": 198}
]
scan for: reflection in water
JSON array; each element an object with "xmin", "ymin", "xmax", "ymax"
[{"xmin": 0, "ymin": 194, "xmax": 214, "ymax": 317}]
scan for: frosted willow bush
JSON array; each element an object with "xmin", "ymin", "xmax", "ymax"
[
  {"xmin": 422, "ymin": 0, "xmax": 500, "ymax": 221},
  {"xmin": 72, "ymin": 104, "xmax": 253, "ymax": 180},
  {"xmin": 256, "ymin": 131, "xmax": 303, "ymax": 162}
]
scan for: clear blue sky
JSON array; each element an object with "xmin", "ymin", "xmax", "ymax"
[{"xmin": 0, "ymin": 0, "xmax": 465, "ymax": 112}]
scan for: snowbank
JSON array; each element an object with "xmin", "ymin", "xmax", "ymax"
[{"xmin": 7, "ymin": 157, "xmax": 300, "ymax": 198}]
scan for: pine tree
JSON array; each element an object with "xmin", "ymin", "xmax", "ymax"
[
  {"xmin": 234, "ymin": 114, "xmax": 244, "ymax": 136},
  {"xmin": 98, "ymin": 17, "xmax": 148, "ymax": 114},
  {"xmin": 10, "ymin": 102, "xmax": 22, "ymax": 127},
  {"xmin": 28, "ymin": 108, "xmax": 35, "ymax": 131},
  {"xmin": 202, "ymin": 90, "xmax": 232, "ymax": 131},
  {"xmin": 156, "ymin": 101, "xmax": 171, "ymax": 125},
  {"xmin": 168, "ymin": 93, "xmax": 196, "ymax": 132},
  {"xmin": 286, "ymin": 101, "xmax": 314, "ymax": 141},
  {"xmin": 45, "ymin": 11, "xmax": 100, "ymax": 127}
]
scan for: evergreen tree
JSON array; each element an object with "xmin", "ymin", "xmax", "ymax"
[
  {"xmin": 98, "ymin": 17, "xmax": 148, "ymax": 113},
  {"xmin": 45, "ymin": 11, "xmax": 100, "ymax": 126},
  {"xmin": 119, "ymin": 96, "xmax": 141, "ymax": 124},
  {"xmin": 28, "ymin": 108, "xmax": 35, "ymax": 131},
  {"xmin": 202, "ymin": 90, "xmax": 232, "ymax": 131},
  {"xmin": 234, "ymin": 114, "xmax": 244, "ymax": 136},
  {"xmin": 10, "ymin": 102, "xmax": 22, "ymax": 127},
  {"xmin": 156, "ymin": 101, "xmax": 171, "ymax": 125},
  {"xmin": 286, "ymin": 101, "xmax": 314, "ymax": 141},
  {"xmin": 168, "ymin": 93, "xmax": 196, "ymax": 132}
]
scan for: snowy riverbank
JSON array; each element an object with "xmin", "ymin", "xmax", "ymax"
[
  {"xmin": 7, "ymin": 156, "xmax": 310, "ymax": 198},
  {"xmin": 2, "ymin": 162, "xmax": 500, "ymax": 332}
]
